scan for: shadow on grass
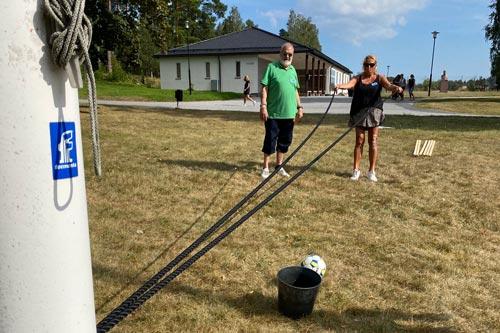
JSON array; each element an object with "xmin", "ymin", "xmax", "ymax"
[
  {"xmin": 156, "ymin": 159, "xmax": 406, "ymax": 186},
  {"xmin": 170, "ymin": 282, "xmax": 456, "ymax": 333},
  {"xmin": 157, "ymin": 158, "xmax": 311, "ymax": 180},
  {"xmin": 99, "ymin": 105, "xmax": 343, "ymax": 126},
  {"xmin": 313, "ymin": 307, "xmax": 457, "ymax": 333},
  {"xmin": 158, "ymin": 159, "xmax": 257, "ymax": 172}
]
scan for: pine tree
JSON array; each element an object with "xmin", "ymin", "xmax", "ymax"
[
  {"xmin": 485, "ymin": 0, "xmax": 500, "ymax": 87},
  {"xmin": 284, "ymin": 10, "xmax": 321, "ymax": 51}
]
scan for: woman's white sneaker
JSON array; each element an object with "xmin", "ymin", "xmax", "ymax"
[
  {"xmin": 261, "ymin": 168, "xmax": 270, "ymax": 179},
  {"xmin": 350, "ymin": 169, "xmax": 361, "ymax": 180},
  {"xmin": 366, "ymin": 170, "xmax": 378, "ymax": 182},
  {"xmin": 278, "ymin": 168, "xmax": 290, "ymax": 178}
]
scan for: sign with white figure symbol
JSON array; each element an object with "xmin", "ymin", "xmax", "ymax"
[{"xmin": 50, "ymin": 122, "xmax": 78, "ymax": 180}]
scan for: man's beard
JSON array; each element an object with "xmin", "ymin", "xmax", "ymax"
[{"xmin": 280, "ymin": 59, "xmax": 292, "ymax": 68}]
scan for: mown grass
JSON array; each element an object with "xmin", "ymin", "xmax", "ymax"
[
  {"xmin": 379, "ymin": 90, "xmax": 500, "ymax": 116},
  {"xmin": 79, "ymin": 80, "xmax": 241, "ymax": 102},
  {"xmin": 416, "ymin": 97, "xmax": 500, "ymax": 115},
  {"xmin": 83, "ymin": 105, "xmax": 500, "ymax": 333}
]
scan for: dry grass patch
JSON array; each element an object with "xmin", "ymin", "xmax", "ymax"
[
  {"xmin": 416, "ymin": 97, "xmax": 500, "ymax": 115},
  {"xmin": 82, "ymin": 106, "xmax": 500, "ymax": 333}
]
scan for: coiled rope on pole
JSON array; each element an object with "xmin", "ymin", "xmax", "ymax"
[
  {"xmin": 96, "ymin": 95, "xmax": 350, "ymax": 332},
  {"xmin": 44, "ymin": 0, "xmax": 102, "ymax": 176}
]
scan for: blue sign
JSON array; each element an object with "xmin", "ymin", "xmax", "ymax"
[{"xmin": 49, "ymin": 122, "xmax": 78, "ymax": 180}]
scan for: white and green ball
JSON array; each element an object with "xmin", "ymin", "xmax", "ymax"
[{"xmin": 300, "ymin": 254, "xmax": 326, "ymax": 278}]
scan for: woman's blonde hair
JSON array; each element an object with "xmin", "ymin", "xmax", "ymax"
[
  {"xmin": 362, "ymin": 54, "xmax": 378, "ymax": 74},
  {"xmin": 244, "ymin": 75, "xmax": 250, "ymax": 81}
]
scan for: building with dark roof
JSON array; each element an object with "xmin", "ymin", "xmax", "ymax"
[{"xmin": 154, "ymin": 27, "xmax": 352, "ymax": 96}]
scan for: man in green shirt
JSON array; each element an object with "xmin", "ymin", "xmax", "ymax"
[{"xmin": 259, "ymin": 42, "xmax": 304, "ymax": 179}]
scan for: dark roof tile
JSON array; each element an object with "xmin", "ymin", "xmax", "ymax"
[{"xmin": 154, "ymin": 27, "xmax": 351, "ymax": 73}]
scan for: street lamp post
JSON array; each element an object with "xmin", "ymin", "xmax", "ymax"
[
  {"xmin": 428, "ymin": 31, "xmax": 439, "ymax": 97},
  {"xmin": 185, "ymin": 20, "xmax": 192, "ymax": 95}
]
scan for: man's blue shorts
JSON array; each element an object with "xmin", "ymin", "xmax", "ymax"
[{"xmin": 262, "ymin": 118, "xmax": 295, "ymax": 154}]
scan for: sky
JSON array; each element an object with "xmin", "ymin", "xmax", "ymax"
[{"xmin": 221, "ymin": 0, "xmax": 494, "ymax": 82}]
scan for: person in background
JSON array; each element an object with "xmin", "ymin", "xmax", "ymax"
[
  {"xmin": 335, "ymin": 54, "xmax": 402, "ymax": 182},
  {"xmin": 259, "ymin": 42, "xmax": 304, "ymax": 179},
  {"xmin": 408, "ymin": 74, "xmax": 416, "ymax": 100},
  {"xmin": 243, "ymin": 75, "xmax": 256, "ymax": 106},
  {"xmin": 391, "ymin": 74, "xmax": 402, "ymax": 100},
  {"xmin": 398, "ymin": 73, "xmax": 406, "ymax": 100}
]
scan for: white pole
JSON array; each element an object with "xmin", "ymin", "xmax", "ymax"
[{"xmin": 0, "ymin": 1, "xmax": 96, "ymax": 332}]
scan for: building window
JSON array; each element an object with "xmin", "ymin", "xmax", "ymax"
[
  {"xmin": 236, "ymin": 61, "xmax": 241, "ymax": 78},
  {"xmin": 176, "ymin": 63, "xmax": 181, "ymax": 79},
  {"xmin": 205, "ymin": 62, "xmax": 211, "ymax": 78}
]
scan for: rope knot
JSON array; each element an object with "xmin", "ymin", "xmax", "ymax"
[{"xmin": 44, "ymin": 0, "xmax": 92, "ymax": 67}]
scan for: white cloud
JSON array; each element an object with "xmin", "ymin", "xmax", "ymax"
[
  {"xmin": 296, "ymin": 0, "xmax": 429, "ymax": 45},
  {"xmin": 259, "ymin": 9, "xmax": 290, "ymax": 29}
]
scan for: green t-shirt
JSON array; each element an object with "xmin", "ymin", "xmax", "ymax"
[{"xmin": 260, "ymin": 61, "xmax": 300, "ymax": 119}]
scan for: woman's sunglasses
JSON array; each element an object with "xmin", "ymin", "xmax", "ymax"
[{"xmin": 363, "ymin": 63, "xmax": 376, "ymax": 68}]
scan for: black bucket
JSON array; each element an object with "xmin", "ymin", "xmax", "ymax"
[{"xmin": 277, "ymin": 266, "xmax": 322, "ymax": 319}]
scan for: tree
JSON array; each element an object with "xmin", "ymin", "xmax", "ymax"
[
  {"xmin": 215, "ymin": 6, "xmax": 245, "ymax": 35},
  {"xmin": 245, "ymin": 19, "xmax": 257, "ymax": 28},
  {"xmin": 85, "ymin": 0, "xmax": 134, "ymax": 72},
  {"xmin": 278, "ymin": 28, "xmax": 289, "ymax": 39},
  {"xmin": 135, "ymin": 0, "xmax": 225, "ymax": 49},
  {"xmin": 85, "ymin": 0, "xmax": 226, "ymax": 77},
  {"xmin": 194, "ymin": 0, "xmax": 227, "ymax": 41},
  {"xmin": 137, "ymin": 23, "xmax": 160, "ymax": 77},
  {"xmin": 282, "ymin": 10, "xmax": 321, "ymax": 51},
  {"xmin": 485, "ymin": 0, "xmax": 500, "ymax": 87}
]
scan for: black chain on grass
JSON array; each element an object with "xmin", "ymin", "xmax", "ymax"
[
  {"xmin": 96, "ymin": 95, "xmax": 337, "ymax": 332},
  {"xmin": 96, "ymin": 106, "xmax": 369, "ymax": 333}
]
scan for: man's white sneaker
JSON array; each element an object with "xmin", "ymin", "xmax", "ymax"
[
  {"xmin": 278, "ymin": 168, "xmax": 290, "ymax": 178},
  {"xmin": 366, "ymin": 170, "xmax": 378, "ymax": 182},
  {"xmin": 350, "ymin": 169, "xmax": 361, "ymax": 180},
  {"xmin": 261, "ymin": 168, "xmax": 270, "ymax": 179}
]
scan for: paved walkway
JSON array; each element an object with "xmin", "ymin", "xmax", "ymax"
[{"xmin": 82, "ymin": 96, "xmax": 486, "ymax": 117}]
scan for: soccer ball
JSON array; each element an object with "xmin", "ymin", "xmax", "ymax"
[{"xmin": 300, "ymin": 254, "xmax": 326, "ymax": 278}]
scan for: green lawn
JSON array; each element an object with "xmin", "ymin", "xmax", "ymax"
[{"xmin": 79, "ymin": 80, "xmax": 241, "ymax": 102}]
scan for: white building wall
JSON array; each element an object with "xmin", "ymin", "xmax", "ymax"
[
  {"xmin": 159, "ymin": 54, "xmax": 351, "ymax": 96},
  {"xmin": 159, "ymin": 57, "xmax": 178, "ymax": 90},
  {"xmin": 330, "ymin": 67, "xmax": 351, "ymax": 85},
  {"xmin": 159, "ymin": 56, "xmax": 220, "ymax": 91},
  {"xmin": 219, "ymin": 55, "xmax": 259, "ymax": 93},
  {"xmin": 330, "ymin": 67, "xmax": 352, "ymax": 95},
  {"xmin": 159, "ymin": 54, "xmax": 260, "ymax": 94}
]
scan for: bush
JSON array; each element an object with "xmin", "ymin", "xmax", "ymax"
[
  {"xmin": 144, "ymin": 77, "xmax": 160, "ymax": 88},
  {"xmin": 93, "ymin": 54, "xmax": 130, "ymax": 83}
]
